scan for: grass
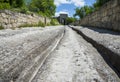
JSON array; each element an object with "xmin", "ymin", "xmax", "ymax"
[
  {"xmin": 37, "ymin": 21, "xmax": 45, "ymax": 27},
  {"xmin": 19, "ymin": 21, "xmax": 45, "ymax": 28},
  {"xmin": 50, "ymin": 19, "xmax": 59, "ymax": 25}
]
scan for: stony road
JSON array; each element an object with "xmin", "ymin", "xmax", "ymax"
[{"xmin": 0, "ymin": 26, "xmax": 120, "ymax": 82}]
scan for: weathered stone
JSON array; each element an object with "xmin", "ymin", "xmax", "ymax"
[
  {"xmin": 111, "ymin": 0, "xmax": 118, "ymax": 8},
  {"xmin": 0, "ymin": 27, "xmax": 65, "ymax": 81},
  {"xmin": 0, "ymin": 17, "xmax": 3, "ymax": 23},
  {"xmin": 112, "ymin": 22, "xmax": 119, "ymax": 31},
  {"xmin": 113, "ymin": 6, "xmax": 120, "ymax": 13},
  {"xmin": 78, "ymin": 0, "xmax": 120, "ymax": 32},
  {"xmin": 115, "ymin": 13, "xmax": 120, "ymax": 22},
  {"xmin": 1, "ymin": 13, "xmax": 6, "ymax": 18},
  {"xmin": 3, "ymin": 19, "xmax": 8, "ymax": 23},
  {"xmin": 71, "ymin": 26, "xmax": 120, "ymax": 79},
  {"xmin": 0, "ymin": 10, "xmax": 51, "ymax": 29}
]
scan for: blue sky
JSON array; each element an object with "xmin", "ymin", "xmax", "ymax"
[{"xmin": 54, "ymin": 0, "xmax": 96, "ymax": 17}]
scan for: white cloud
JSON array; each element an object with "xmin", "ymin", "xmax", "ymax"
[
  {"xmin": 54, "ymin": 0, "xmax": 85, "ymax": 7},
  {"xmin": 54, "ymin": 0, "xmax": 71, "ymax": 6},
  {"xmin": 55, "ymin": 10, "xmax": 69, "ymax": 17},
  {"xmin": 71, "ymin": 0, "xmax": 85, "ymax": 7}
]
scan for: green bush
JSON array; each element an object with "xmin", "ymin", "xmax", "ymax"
[
  {"xmin": 0, "ymin": 3, "xmax": 11, "ymax": 9},
  {"xmin": 50, "ymin": 19, "xmax": 59, "ymax": 25},
  {"xmin": 38, "ymin": 21, "xmax": 45, "ymax": 27},
  {"xmin": 19, "ymin": 21, "xmax": 45, "ymax": 28},
  {"xmin": 0, "ymin": 26, "xmax": 4, "ymax": 30},
  {"xmin": 20, "ymin": 7, "xmax": 29, "ymax": 14},
  {"xmin": 46, "ymin": 23, "xmax": 51, "ymax": 26},
  {"xmin": 18, "ymin": 24, "xmax": 33, "ymax": 28}
]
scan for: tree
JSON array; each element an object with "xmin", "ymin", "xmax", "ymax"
[
  {"xmin": 29, "ymin": 0, "xmax": 56, "ymax": 17},
  {"xmin": 0, "ymin": 0, "xmax": 10, "ymax": 9},
  {"xmin": 74, "ymin": 8, "xmax": 84, "ymax": 19},
  {"xmin": 93, "ymin": 0, "xmax": 110, "ymax": 10},
  {"xmin": 74, "ymin": 0, "xmax": 111, "ymax": 19},
  {"xmin": 7, "ymin": 0, "xmax": 25, "ymax": 8},
  {"xmin": 9, "ymin": 0, "xmax": 14, "ymax": 6},
  {"xmin": 66, "ymin": 17, "xmax": 76, "ymax": 24},
  {"xmin": 83, "ymin": 6, "xmax": 94, "ymax": 15},
  {"xmin": 74, "ymin": 6, "xmax": 94, "ymax": 19},
  {"xmin": 15, "ymin": 0, "xmax": 25, "ymax": 7}
]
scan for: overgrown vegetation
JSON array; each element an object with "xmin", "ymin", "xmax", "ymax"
[
  {"xmin": 0, "ymin": 3, "xmax": 11, "ymax": 9},
  {"xmin": 29, "ymin": 0, "xmax": 56, "ymax": 17},
  {"xmin": 66, "ymin": 17, "xmax": 76, "ymax": 25},
  {"xmin": 0, "ymin": 0, "xmax": 57, "ymax": 29},
  {"xmin": 93, "ymin": 0, "xmax": 110, "ymax": 10},
  {"xmin": 74, "ymin": 0, "xmax": 111, "ymax": 19},
  {"xmin": 50, "ymin": 19, "xmax": 59, "ymax": 25},
  {"xmin": 19, "ymin": 21, "xmax": 45, "ymax": 28},
  {"xmin": 0, "ymin": 0, "xmax": 25, "ymax": 9},
  {"xmin": 0, "ymin": 0, "xmax": 56, "ymax": 17},
  {"xmin": 0, "ymin": 26, "xmax": 4, "ymax": 30}
]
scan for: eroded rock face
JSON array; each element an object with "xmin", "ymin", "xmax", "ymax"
[
  {"xmin": 0, "ymin": 26, "xmax": 119, "ymax": 82},
  {"xmin": 0, "ymin": 10, "xmax": 51, "ymax": 29},
  {"xmin": 32, "ymin": 27, "xmax": 120, "ymax": 82},
  {"xmin": 76, "ymin": 0, "xmax": 120, "ymax": 31},
  {"xmin": 0, "ymin": 26, "xmax": 65, "ymax": 82},
  {"xmin": 71, "ymin": 26, "xmax": 120, "ymax": 78}
]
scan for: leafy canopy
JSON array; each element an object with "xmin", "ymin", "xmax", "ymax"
[
  {"xmin": 0, "ymin": 0, "xmax": 56, "ymax": 17},
  {"xmin": 74, "ymin": 0, "xmax": 110, "ymax": 19},
  {"xmin": 74, "ymin": 6, "xmax": 94, "ymax": 19},
  {"xmin": 29, "ymin": 0, "xmax": 56, "ymax": 17},
  {"xmin": 66, "ymin": 17, "xmax": 76, "ymax": 24}
]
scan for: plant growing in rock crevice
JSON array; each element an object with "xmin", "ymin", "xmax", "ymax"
[
  {"xmin": 18, "ymin": 21, "xmax": 45, "ymax": 28},
  {"xmin": 0, "ymin": 26, "xmax": 4, "ymax": 30}
]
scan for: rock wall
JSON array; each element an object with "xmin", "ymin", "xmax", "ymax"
[
  {"xmin": 0, "ymin": 10, "xmax": 51, "ymax": 29},
  {"xmin": 79, "ymin": 0, "xmax": 120, "ymax": 31}
]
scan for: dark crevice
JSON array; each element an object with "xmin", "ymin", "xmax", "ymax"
[{"xmin": 70, "ymin": 26, "xmax": 120, "ymax": 78}]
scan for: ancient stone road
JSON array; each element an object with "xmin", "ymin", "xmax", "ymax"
[
  {"xmin": 0, "ymin": 26, "xmax": 120, "ymax": 82},
  {"xmin": 32, "ymin": 27, "xmax": 120, "ymax": 82}
]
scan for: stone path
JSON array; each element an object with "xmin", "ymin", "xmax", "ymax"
[
  {"xmin": 32, "ymin": 27, "xmax": 120, "ymax": 82},
  {"xmin": 0, "ymin": 26, "xmax": 119, "ymax": 82}
]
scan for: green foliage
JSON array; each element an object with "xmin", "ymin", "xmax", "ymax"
[
  {"xmin": 50, "ymin": 19, "xmax": 59, "ymax": 25},
  {"xmin": 15, "ymin": 0, "xmax": 25, "ymax": 8},
  {"xmin": 46, "ymin": 23, "xmax": 51, "ymax": 26},
  {"xmin": 29, "ymin": 0, "xmax": 56, "ymax": 17},
  {"xmin": 74, "ymin": 8, "xmax": 84, "ymax": 19},
  {"xmin": 0, "ymin": 3, "xmax": 10, "ymax": 9},
  {"xmin": 38, "ymin": 21, "xmax": 45, "ymax": 27},
  {"xmin": 19, "ymin": 21, "xmax": 45, "ymax": 28},
  {"xmin": 74, "ymin": 6, "xmax": 94, "ymax": 19},
  {"xmin": 93, "ymin": 0, "xmax": 110, "ymax": 10},
  {"xmin": 0, "ymin": 0, "xmax": 25, "ymax": 9},
  {"xmin": 10, "ymin": 0, "xmax": 25, "ymax": 8},
  {"xmin": 74, "ymin": 0, "xmax": 111, "ymax": 19},
  {"xmin": 0, "ymin": 26, "xmax": 4, "ymax": 30},
  {"xmin": 0, "ymin": 0, "xmax": 56, "ymax": 18},
  {"xmin": 66, "ymin": 17, "xmax": 76, "ymax": 24},
  {"xmin": 83, "ymin": 6, "xmax": 94, "ymax": 15},
  {"xmin": 20, "ymin": 6, "xmax": 29, "ymax": 13}
]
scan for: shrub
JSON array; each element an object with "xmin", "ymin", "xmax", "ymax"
[
  {"xmin": 20, "ymin": 7, "xmax": 28, "ymax": 14},
  {"xmin": 19, "ymin": 21, "xmax": 45, "ymax": 28},
  {"xmin": 0, "ymin": 26, "xmax": 4, "ymax": 30},
  {"xmin": 50, "ymin": 19, "xmax": 59, "ymax": 25},
  {"xmin": 46, "ymin": 23, "xmax": 51, "ymax": 26},
  {"xmin": 38, "ymin": 21, "xmax": 45, "ymax": 27},
  {"xmin": 0, "ymin": 3, "xmax": 11, "ymax": 9}
]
